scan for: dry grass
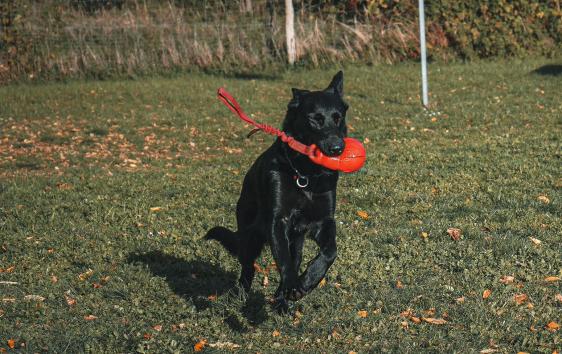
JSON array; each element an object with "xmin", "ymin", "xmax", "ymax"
[{"xmin": 2, "ymin": 1, "xmax": 444, "ymax": 82}]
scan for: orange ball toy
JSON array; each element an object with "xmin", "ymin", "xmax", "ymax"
[{"xmin": 309, "ymin": 137, "xmax": 366, "ymax": 173}]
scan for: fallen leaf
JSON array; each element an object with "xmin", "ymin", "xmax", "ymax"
[
  {"xmin": 143, "ymin": 333, "xmax": 152, "ymax": 340},
  {"xmin": 193, "ymin": 339, "xmax": 207, "ymax": 352},
  {"xmin": 400, "ymin": 309, "xmax": 414, "ymax": 318},
  {"xmin": 483, "ymin": 289, "xmax": 492, "ymax": 299},
  {"xmin": 529, "ymin": 237, "xmax": 542, "ymax": 246},
  {"xmin": 400, "ymin": 321, "xmax": 409, "ymax": 329},
  {"xmin": 92, "ymin": 283, "xmax": 102, "ymax": 289},
  {"xmin": 396, "ymin": 280, "xmax": 404, "ymax": 289},
  {"xmin": 152, "ymin": 324, "xmax": 162, "ymax": 331},
  {"xmin": 517, "ymin": 352, "xmax": 530, "ymax": 354},
  {"xmin": 410, "ymin": 316, "xmax": 422, "ymax": 324},
  {"xmin": 78, "ymin": 268, "xmax": 94, "ymax": 281},
  {"xmin": 480, "ymin": 349, "xmax": 498, "ymax": 354},
  {"xmin": 544, "ymin": 276, "xmax": 560, "ymax": 282},
  {"xmin": 499, "ymin": 275, "xmax": 515, "ymax": 284},
  {"xmin": 149, "ymin": 207, "xmax": 162, "ymax": 212},
  {"xmin": 546, "ymin": 321, "xmax": 560, "ymax": 332},
  {"xmin": 65, "ymin": 294, "xmax": 77, "ymax": 306},
  {"xmin": 422, "ymin": 317, "xmax": 447, "ymax": 325},
  {"xmin": 207, "ymin": 294, "xmax": 217, "ymax": 301},
  {"xmin": 272, "ymin": 330, "xmax": 280, "ymax": 337},
  {"xmin": 456, "ymin": 296, "xmax": 466, "ymax": 304},
  {"xmin": 423, "ymin": 308, "xmax": 436, "ymax": 316},
  {"xmin": 84, "ymin": 315, "xmax": 97, "ymax": 321},
  {"xmin": 537, "ymin": 195, "xmax": 550, "ymax": 204},
  {"xmin": 357, "ymin": 310, "xmax": 368, "ymax": 318},
  {"xmin": 24, "ymin": 295, "xmax": 45, "ymax": 302},
  {"xmin": 208, "ymin": 341, "xmax": 241, "ymax": 349},
  {"xmin": 7, "ymin": 340, "xmax": 15, "ymax": 349},
  {"xmin": 262, "ymin": 274, "xmax": 269, "ymax": 287},
  {"xmin": 357, "ymin": 210, "xmax": 369, "ymax": 219},
  {"xmin": 318, "ymin": 278, "xmax": 327, "ymax": 288},
  {"xmin": 51, "ymin": 275, "xmax": 58, "ymax": 283},
  {"xmin": 514, "ymin": 294, "xmax": 528, "ymax": 305},
  {"xmin": 555, "ymin": 294, "xmax": 562, "ymax": 303},
  {"xmin": 420, "ymin": 231, "xmax": 429, "ymax": 240},
  {"xmin": 447, "ymin": 228, "xmax": 462, "ymax": 240}
]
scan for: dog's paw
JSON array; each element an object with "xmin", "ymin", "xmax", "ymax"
[
  {"xmin": 286, "ymin": 287, "xmax": 306, "ymax": 301},
  {"xmin": 272, "ymin": 297, "xmax": 290, "ymax": 314}
]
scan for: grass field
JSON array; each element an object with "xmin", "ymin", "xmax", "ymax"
[{"xmin": 0, "ymin": 59, "xmax": 560, "ymax": 353}]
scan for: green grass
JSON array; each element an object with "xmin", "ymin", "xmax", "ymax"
[{"xmin": 0, "ymin": 59, "xmax": 560, "ymax": 353}]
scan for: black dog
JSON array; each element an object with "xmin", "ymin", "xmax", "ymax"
[{"xmin": 205, "ymin": 71, "xmax": 348, "ymax": 312}]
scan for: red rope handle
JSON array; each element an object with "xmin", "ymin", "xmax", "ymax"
[{"xmin": 217, "ymin": 88, "xmax": 315, "ymax": 157}]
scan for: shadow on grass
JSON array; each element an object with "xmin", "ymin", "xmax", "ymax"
[
  {"xmin": 531, "ymin": 64, "xmax": 562, "ymax": 76},
  {"xmin": 127, "ymin": 250, "xmax": 267, "ymax": 326}
]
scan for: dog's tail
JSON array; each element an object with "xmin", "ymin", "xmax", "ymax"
[{"xmin": 204, "ymin": 226, "xmax": 239, "ymax": 256}]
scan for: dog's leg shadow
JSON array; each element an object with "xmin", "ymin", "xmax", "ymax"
[{"xmin": 127, "ymin": 250, "xmax": 236, "ymax": 311}]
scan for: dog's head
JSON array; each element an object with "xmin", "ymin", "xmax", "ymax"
[{"xmin": 283, "ymin": 71, "xmax": 349, "ymax": 157}]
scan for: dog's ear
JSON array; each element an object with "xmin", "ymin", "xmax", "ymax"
[
  {"xmin": 326, "ymin": 71, "xmax": 344, "ymax": 97},
  {"xmin": 288, "ymin": 88, "xmax": 310, "ymax": 109}
]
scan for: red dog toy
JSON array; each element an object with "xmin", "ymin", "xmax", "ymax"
[{"xmin": 217, "ymin": 88, "xmax": 366, "ymax": 173}]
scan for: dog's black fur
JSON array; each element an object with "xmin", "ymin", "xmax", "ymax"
[{"xmin": 205, "ymin": 71, "xmax": 348, "ymax": 312}]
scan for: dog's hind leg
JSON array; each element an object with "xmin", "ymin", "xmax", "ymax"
[{"xmin": 237, "ymin": 228, "xmax": 265, "ymax": 292}]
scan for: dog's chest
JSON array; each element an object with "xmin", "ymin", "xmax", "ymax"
[{"xmin": 285, "ymin": 190, "xmax": 333, "ymax": 231}]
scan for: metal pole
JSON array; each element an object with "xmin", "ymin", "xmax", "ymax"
[{"xmin": 418, "ymin": 0, "xmax": 429, "ymax": 107}]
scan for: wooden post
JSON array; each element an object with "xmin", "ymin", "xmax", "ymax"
[{"xmin": 285, "ymin": 0, "xmax": 296, "ymax": 65}]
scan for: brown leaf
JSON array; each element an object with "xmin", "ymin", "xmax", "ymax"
[
  {"xmin": 357, "ymin": 210, "xmax": 369, "ymax": 219},
  {"xmin": 78, "ymin": 268, "xmax": 94, "ymax": 281},
  {"xmin": 51, "ymin": 275, "xmax": 58, "ymax": 283},
  {"xmin": 456, "ymin": 296, "xmax": 466, "ymax": 304},
  {"xmin": 482, "ymin": 289, "xmax": 492, "ymax": 299},
  {"xmin": 193, "ymin": 339, "xmax": 207, "ymax": 352},
  {"xmin": 422, "ymin": 317, "xmax": 447, "ymax": 325},
  {"xmin": 499, "ymin": 275, "xmax": 515, "ymax": 284},
  {"xmin": 546, "ymin": 321, "xmax": 560, "ymax": 332},
  {"xmin": 529, "ymin": 237, "xmax": 542, "ymax": 246},
  {"xmin": 480, "ymin": 349, "xmax": 498, "ymax": 354},
  {"xmin": 447, "ymin": 228, "xmax": 462, "ymax": 240},
  {"xmin": 537, "ymin": 195, "xmax": 550, "ymax": 204},
  {"xmin": 544, "ymin": 276, "xmax": 560, "ymax": 282},
  {"xmin": 410, "ymin": 316, "xmax": 422, "ymax": 324},
  {"xmin": 84, "ymin": 315, "xmax": 97, "ymax": 321},
  {"xmin": 357, "ymin": 310, "xmax": 368, "ymax": 318},
  {"xmin": 555, "ymin": 294, "xmax": 562, "ymax": 303},
  {"xmin": 65, "ymin": 294, "xmax": 77, "ymax": 306},
  {"xmin": 395, "ymin": 280, "xmax": 404, "ymax": 289},
  {"xmin": 7, "ymin": 340, "xmax": 15, "ymax": 349},
  {"xmin": 420, "ymin": 231, "xmax": 429, "ymax": 240},
  {"xmin": 318, "ymin": 278, "xmax": 327, "ymax": 288},
  {"xmin": 514, "ymin": 294, "xmax": 528, "ymax": 305},
  {"xmin": 422, "ymin": 308, "xmax": 436, "ymax": 317},
  {"xmin": 400, "ymin": 309, "xmax": 414, "ymax": 318},
  {"xmin": 149, "ymin": 207, "xmax": 162, "ymax": 212},
  {"xmin": 143, "ymin": 333, "xmax": 152, "ymax": 340},
  {"xmin": 207, "ymin": 294, "xmax": 217, "ymax": 301},
  {"xmin": 152, "ymin": 324, "xmax": 162, "ymax": 332},
  {"xmin": 272, "ymin": 329, "xmax": 280, "ymax": 337}
]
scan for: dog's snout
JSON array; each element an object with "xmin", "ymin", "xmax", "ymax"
[{"xmin": 328, "ymin": 141, "xmax": 345, "ymax": 156}]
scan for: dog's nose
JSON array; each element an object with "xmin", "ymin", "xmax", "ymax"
[{"xmin": 328, "ymin": 142, "xmax": 345, "ymax": 156}]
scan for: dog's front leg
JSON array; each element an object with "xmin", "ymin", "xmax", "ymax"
[
  {"xmin": 296, "ymin": 218, "xmax": 337, "ymax": 297},
  {"xmin": 268, "ymin": 216, "xmax": 303, "ymax": 313}
]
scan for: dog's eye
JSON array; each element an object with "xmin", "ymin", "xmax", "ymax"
[{"xmin": 332, "ymin": 113, "xmax": 341, "ymax": 125}]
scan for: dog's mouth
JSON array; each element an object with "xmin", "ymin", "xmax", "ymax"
[{"xmin": 317, "ymin": 139, "xmax": 346, "ymax": 157}]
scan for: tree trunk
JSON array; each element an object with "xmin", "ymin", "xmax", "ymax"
[{"xmin": 285, "ymin": 0, "xmax": 296, "ymax": 65}]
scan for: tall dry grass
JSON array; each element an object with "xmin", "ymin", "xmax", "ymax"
[{"xmin": 1, "ymin": 1, "xmax": 448, "ymax": 82}]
